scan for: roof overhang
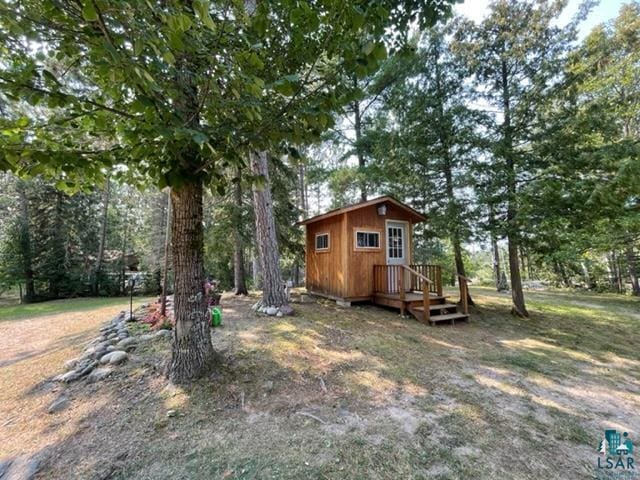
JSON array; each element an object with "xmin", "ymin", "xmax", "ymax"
[{"xmin": 297, "ymin": 195, "xmax": 426, "ymax": 226}]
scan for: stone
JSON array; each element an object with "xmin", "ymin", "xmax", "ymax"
[
  {"xmin": 251, "ymin": 302, "xmax": 260, "ymax": 311},
  {"xmin": 300, "ymin": 294, "xmax": 311, "ymax": 303},
  {"xmin": 76, "ymin": 361, "xmax": 97, "ymax": 377},
  {"xmin": 63, "ymin": 358, "xmax": 79, "ymax": 370},
  {"xmin": 58, "ymin": 370, "xmax": 80, "ymax": 383},
  {"xmin": 1, "ymin": 455, "xmax": 40, "ymax": 480},
  {"xmin": 0, "ymin": 458, "xmax": 12, "ymax": 477},
  {"xmin": 264, "ymin": 380, "xmax": 274, "ymax": 391},
  {"xmin": 139, "ymin": 334, "xmax": 155, "ymax": 341},
  {"xmin": 336, "ymin": 300, "xmax": 351, "ymax": 308},
  {"xmin": 116, "ymin": 337, "xmax": 136, "ymax": 349},
  {"xmin": 47, "ymin": 395, "xmax": 70, "ymax": 414},
  {"xmin": 265, "ymin": 307, "xmax": 278, "ymax": 316},
  {"xmin": 107, "ymin": 332, "xmax": 117, "ymax": 340},
  {"xmin": 87, "ymin": 367, "xmax": 114, "ymax": 383},
  {"xmin": 99, "ymin": 352, "xmax": 115, "ymax": 364},
  {"xmin": 278, "ymin": 304, "xmax": 295, "ymax": 315},
  {"xmin": 108, "ymin": 351, "xmax": 128, "ymax": 365},
  {"xmin": 106, "ymin": 345, "xmax": 116, "ymax": 352},
  {"xmin": 276, "ymin": 311, "xmax": 283, "ymax": 317},
  {"xmin": 123, "ymin": 312, "xmax": 135, "ymax": 322},
  {"xmin": 166, "ymin": 410, "xmax": 176, "ymax": 418},
  {"xmin": 108, "ymin": 338, "xmax": 119, "ymax": 346},
  {"xmin": 154, "ymin": 329, "xmax": 171, "ymax": 339}
]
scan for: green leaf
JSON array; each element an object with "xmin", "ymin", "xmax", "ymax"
[
  {"xmin": 82, "ymin": 2, "xmax": 98, "ymax": 22},
  {"xmin": 372, "ymin": 43, "xmax": 387, "ymax": 61},
  {"xmin": 193, "ymin": 0, "xmax": 216, "ymax": 31}
]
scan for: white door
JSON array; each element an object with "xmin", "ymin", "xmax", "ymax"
[{"xmin": 386, "ymin": 221, "xmax": 408, "ymax": 292}]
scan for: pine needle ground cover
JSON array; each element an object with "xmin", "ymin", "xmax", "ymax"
[{"xmin": 0, "ymin": 289, "xmax": 638, "ymax": 479}]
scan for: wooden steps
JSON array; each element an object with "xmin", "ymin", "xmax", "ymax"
[
  {"xmin": 409, "ymin": 307, "xmax": 469, "ymax": 325},
  {"xmin": 371, "ymin": 263, "xmax": 471, "ymax": 326},
  {"xmin": 372, "ymin": 291, "xmax": 470, "ymax": 326},
  {"xmin": 406, "ymin": 294, "xmax": 469, "ymax": 326}
]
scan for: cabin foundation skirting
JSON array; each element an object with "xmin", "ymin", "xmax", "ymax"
[{"xmin": 307, "ymin": 289, "xmax": 371, "ymax": 306}]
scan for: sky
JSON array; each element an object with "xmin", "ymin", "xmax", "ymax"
[{"xmin": 455, "ymin": 0, "xmax": 628, "ymax": 38}]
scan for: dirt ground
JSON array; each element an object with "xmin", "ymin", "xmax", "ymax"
[{"xmin": 1, "ymin": 289, "xmax": 639, "ymax": 479}]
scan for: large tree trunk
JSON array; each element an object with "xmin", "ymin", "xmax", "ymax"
[
  {"xmin": 167, "ymin": 181, "xmax": 215, "ymax": 384},
  {"xmin": 17, "ymin": 180, "xmax": 35, "ymax": 303},
  {"xmin": 501, "ymin": 57, "xmax": 528, "ymax": 317},
  {"xmin": 92, "ymin": 178, "xmax": 111, "ymax": 295},
  {"xmin": 233, "ymin": 170, "xmax": 248, "ymax": 295},
  {"xmin": 298, "ymin": 162, "xmax": 307, "ymax": 216},
  {"xmin": 160, "ymin": 190, "xmax": 172, "ymax": 317},
  {"xmin": 250, "ymin": 151, "xmax": 292, "ymax": 314},
  {"xmin": 490, "ymin": 215, "xmax": 502, "ymax": 291}
]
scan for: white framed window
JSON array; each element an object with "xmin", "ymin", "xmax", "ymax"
[
  {"xmin": 355, "ymin": 230, "xmax": 380, "ymax": 250},
  {"xmin": 315, "ymin": 233, "xmax": 329, "ymax": 251}
]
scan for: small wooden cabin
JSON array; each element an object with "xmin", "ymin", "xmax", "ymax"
[
  {"xmin": 300, "ymin": 196, "xmax": 468, "ymax": 324},
  {"xmin": 299, "ymin": 196, "xmax": 470, "ymax": 325}
]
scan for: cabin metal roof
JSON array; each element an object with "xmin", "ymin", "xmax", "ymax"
[{"xmin": 298, "ymin": 195, "xmax": 426, "ymax": 226}]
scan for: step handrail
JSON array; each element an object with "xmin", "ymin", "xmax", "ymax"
[
  {"xmin": 401, "ymin": 265, "xmax": 431, "ymax": 323},
  {"xmin": 456, "ymin": 273, "xmax": 472, "ymax": 283},
  {"xmin": 456, "ymin": 272, "xmax": 470, "ymax": 315},
  {"xmin": 402, "ymin": 265, "xmax": 433, "ymax": 284}
]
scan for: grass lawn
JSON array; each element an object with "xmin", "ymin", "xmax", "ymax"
[
  {"xmin": 1, "ymin": 288, "xmax": 639, "ymax": 479},
  {"xmin": 0, "ymin": 296, "xmax": 152, "ymax": 322}
]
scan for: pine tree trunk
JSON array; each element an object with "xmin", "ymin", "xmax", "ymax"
[
  {"xmin": 233, "ymin": 171, "xmax": 248, "ymax": 296},
  {"xmin": 298, "ymin": 163, "xmax": 307, "ymax": 216},
  {"xmin": 160, "ymin": 191, "xmax": 171, "ymax": 317},
  {"xmin": 519, "ymin": 247, "xmax": 527, "ymax": 282},
  {"xmin": 489, "ymin": 209, "xmax": 502, "ymax": 291},
  {"xmin": 250, "ymin": 151, "xmax": 292, "ymax": 314},
  {"xmin": 626, "ymin": 246, "xmax": 640, "ymax": 296},
  {"xmin": 17, "ymin": 181, "xmax": 35, "ymax": 303},
  {"xmin": 92, "ymin": 179, "xmax": 111, "ymax": 295},
  {"xmin": 507, "ymin": 233, "xmax": 528, "ymax": 316},
  {"xmin": 167, "ymin": 181, "xmax": 216, "ymax": 384},
  {"xmin": 501, "ymin": 57, "xmax": 528, "ymax": 317},
  {"xmin": 613, "ymin": 251, "xmax": 624, "ymax": 293}
]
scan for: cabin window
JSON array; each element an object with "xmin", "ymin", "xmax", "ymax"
[
  {"xmin": 315, "ymin": 233, "xmax": 329, "ymax": 251},
  {"xmin": 355, "ymin": 231, "xmax": 380, "ymax": 249}
]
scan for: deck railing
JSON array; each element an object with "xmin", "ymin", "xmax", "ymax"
[{"xmin": 373, "ymin": 264, "xmax": 442, "ymax": 296}]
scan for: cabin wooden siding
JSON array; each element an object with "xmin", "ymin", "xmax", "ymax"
[
  {"xmin": 346, "ymin": 203, "xmax": 414, "ymax": 299},
  {"xmin": 305, "ymin": 213, "xmax": 346, "ymax": 298}
]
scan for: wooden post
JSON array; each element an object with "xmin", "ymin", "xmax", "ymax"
[
  {"xmin": 398, "ymin": 267, "xmax": 405, "ymax": 316},
  {"xmin": 459, "ymin": 276, "xmax": 469, "ymax": 315},
  {"xmin": 436, "ymin": 266, "xmax": 443, "ymax": 297},
  {"xmin": 422, "ymin": 284, "xmax": 430, "ymax": 325}
]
